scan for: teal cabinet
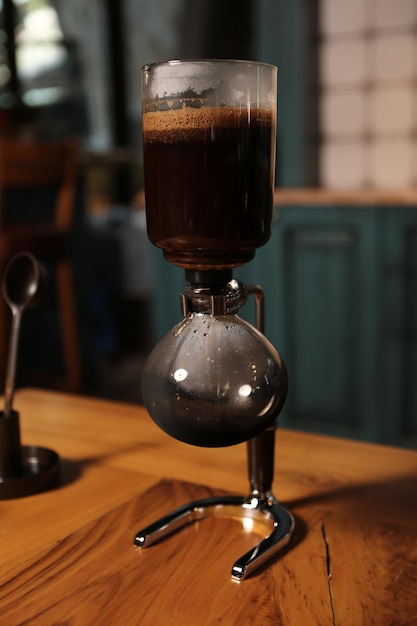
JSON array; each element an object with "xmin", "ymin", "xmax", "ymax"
[
  {"xmin": 149, "ymin": 204, "xmax": 417, "ymax": 448},
  {"xmin": 247, "ymin": 207, "xmax": 380, "ymax": 443},
  {"xmin": 379, "ymin": 209, "xmax": 417, "ymax": 447}
]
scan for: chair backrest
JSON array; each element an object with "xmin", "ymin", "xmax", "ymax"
[{"xmin": 0, "ymin": 137, "xmax": 79, "ymax": 229}]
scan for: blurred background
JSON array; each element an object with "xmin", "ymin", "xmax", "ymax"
[{"xmin": 0, "ymin": 0, "xmax": 415, "ymax": 447}]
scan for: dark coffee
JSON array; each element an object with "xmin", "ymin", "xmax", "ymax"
[{"xmin": 143, "ymin": 106, "xmax": 275, "ymax": 270}]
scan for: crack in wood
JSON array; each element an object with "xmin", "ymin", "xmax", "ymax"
[{"xmin": 321, "ymin": 516, "xmax": 337, "ymax": 626}]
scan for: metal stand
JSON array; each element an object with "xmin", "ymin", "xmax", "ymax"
[
  {"xmin": 134, "ymin": 428, "xmax": 294, "ymax": 580},
  {"xmin": 134, "ymin": 283, "xmax": 294, "ymax": 580},
  {"xmin": 0, "ymin": 410, "xmax": 59, "ymax": 499}
]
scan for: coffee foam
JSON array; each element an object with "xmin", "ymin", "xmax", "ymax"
[{"xmin": 143, "ymin": 106, "xmax": 274, "ymax": 135}]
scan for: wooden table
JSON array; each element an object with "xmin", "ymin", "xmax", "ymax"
[{"xmin": 1, "ymin": 389, "xmax": 416, "ymax": 625}]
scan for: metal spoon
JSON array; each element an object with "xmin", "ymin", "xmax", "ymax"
[{"xmin": 2, "ymin": 252, "xmax": 46, "ymax": 418}]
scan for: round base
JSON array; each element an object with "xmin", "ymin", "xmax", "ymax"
[{"xmin": 0, "ymin": 445, "xmax": 59, "ymax": 499}]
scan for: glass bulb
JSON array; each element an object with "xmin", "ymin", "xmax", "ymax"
[{"xmin": 141, "ymin": 312, "xmax": 287, "ymax": 447}]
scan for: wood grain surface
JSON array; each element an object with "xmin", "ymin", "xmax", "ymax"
[{"xmin": 1, "ymin": 389, "xmax": 416, "ymax": 625}]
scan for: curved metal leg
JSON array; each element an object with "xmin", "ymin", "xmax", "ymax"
[
  {"xmin": 134, "ymin": 495, "xmax": 246, "ymax": 548},
  {"xmin": 230, "ymin": 493, "xmax": 294, "ymax": 580},
  {"xmin": 134, "ymin": 491, "xmax": 293, "ymax": 580},
  {"xmin": 133, "ymin": 430, "xmax": 294, "ymax": 580}
]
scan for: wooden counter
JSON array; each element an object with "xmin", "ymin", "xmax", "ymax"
[
  {"xmin": 1, "ymin": 389, "xmax": 416, "ymax": 625},
  {"xmin": 274, "ymin": 187, "xmax": 417, "ymax": 206}
]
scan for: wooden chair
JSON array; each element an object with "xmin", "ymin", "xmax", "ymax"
[{"xmin": 0, "ymin": 137, "xmax": 82, "ymax": 393}]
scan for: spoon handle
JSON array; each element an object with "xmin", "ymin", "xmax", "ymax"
[{"xmin": 3, "ymin": 309, "xmax": 21, "ymax": 418}]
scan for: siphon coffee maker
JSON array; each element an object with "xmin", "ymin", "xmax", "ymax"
[{"xmin": 134, "ymin": 60, "xmax": 294, "ymax": 580}]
